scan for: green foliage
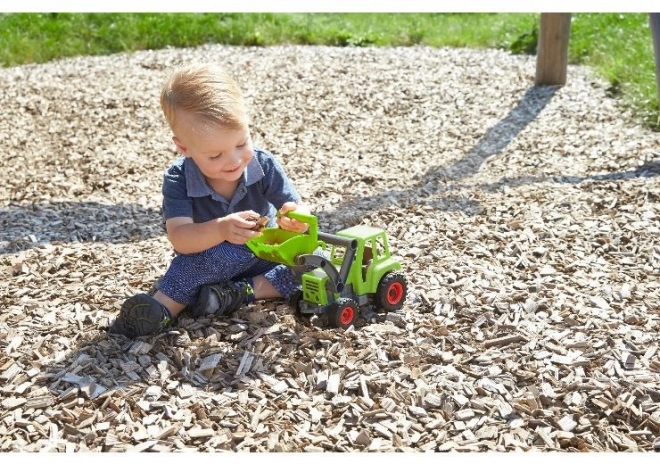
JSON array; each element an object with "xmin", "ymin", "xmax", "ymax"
[
  {"xmin": 0, "ymin": 12, "xmax": 657, "ymax": 129},
  {"xmin": 0, "ymin": 12, "xmax": 540, "ymax": 66},
  {"xmin": 329, "ymin": 30, "xmax": 378, "ymax": 47},
  {"xmin": 510, "ymin": 26, "xmax": 538, "ymax": 55},
  {"xmin": 569, "ymin": 13, "xmax": 658, "ymax": 130}
]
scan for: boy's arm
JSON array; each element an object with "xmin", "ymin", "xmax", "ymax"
[
  {"xmin": 166, "ymin": 212, "xmax": 262, "ymax": 254},
  {"xmin": 161, "ymin": 160, "xmax": 262, "ymax": 254}
]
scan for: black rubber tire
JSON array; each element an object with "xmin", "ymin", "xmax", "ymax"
[
  {"xmin": 375, "ymin": 272, "xmax": 408, "ymax": 312},
  {"xmin": 288, "ymin": 289, "xmax": 304, "ymax": 315},
  {"xmin": 327, "ymin": 298, "xmax": 358, "ymax": 329}
]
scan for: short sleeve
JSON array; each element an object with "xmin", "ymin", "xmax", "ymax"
[{"xmin": 162, "ymin": 161, "xmax": 193, "ymax": 220}]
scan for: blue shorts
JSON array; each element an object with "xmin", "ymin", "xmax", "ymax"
[{"xmin": 158, "ymin": 243, "xmax": 301, "ymax": 306}]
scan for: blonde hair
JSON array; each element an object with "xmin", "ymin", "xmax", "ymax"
[{"xmin": 160, "ymin": 63, "xmax": 248, "ymax": 133}]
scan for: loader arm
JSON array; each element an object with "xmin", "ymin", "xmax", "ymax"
[{"xmin": 296, "ymin": 233, "xmax": 357, "ymax": 294}]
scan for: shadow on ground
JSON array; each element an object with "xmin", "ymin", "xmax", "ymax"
[
  {"xmin": 323, "ymin": 85, "xmax": 659, "ymax": 219},
  {"xmin": 444, "ymin": 85, "xmax": 560, "ymax": 180},
  {"xmin": 3, "ymin": 85, "xmax": 658, "ymax": 255},
  {"xmin": 0, "ymin": 202, "xmax": 164, "ymax": 254},
  {"xmin": 30, "ymin": 303, "xmax": 319, "ymax": 449}
]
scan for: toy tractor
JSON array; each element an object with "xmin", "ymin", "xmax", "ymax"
[{"xmin": 246, "ymin": 211, "xmax": 407, "ymax": 329}]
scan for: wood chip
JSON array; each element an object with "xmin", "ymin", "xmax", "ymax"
[
  {"xmin": 483, "ymin": 334, "xmax": 528, "ymax": 348},
  {"xmin": 1, "ymin": 43, "xmax": 659, "ymax": 453}
]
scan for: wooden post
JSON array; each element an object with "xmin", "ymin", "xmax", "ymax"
[
  {"xmin": 535, "ymin": 13, "xmax": 572, "ymax": 86},
  {"xmin": 650, "ymin": 13, "xmax": 660, "ymax": 109}
]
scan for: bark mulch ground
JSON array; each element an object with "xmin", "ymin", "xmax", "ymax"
[{"xmin": 1, "ymin": 45, "xmax": 659, "ymax": 452}]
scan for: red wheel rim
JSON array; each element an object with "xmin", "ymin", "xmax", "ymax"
[
  {"xmin": 340, "ymin": 306, "xmax": 354, "ymax": 325},
  {"xmin": 387, "ymin": 282, "xmax": 404, "ymax": 305}
]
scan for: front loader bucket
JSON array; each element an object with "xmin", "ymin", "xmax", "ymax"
[{"xmin": 246, "ymin": 228, "xmax": 316, "ymax": 266}]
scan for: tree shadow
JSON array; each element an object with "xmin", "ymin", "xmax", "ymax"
[
  {"xmin": 316, "ymin": 85, "xmax": 559, "ymax": 221},
  {"xmin": 322, "ymin": 85, "xmax": 658, "ymax": 221},
  {"xmin": 0, "ymin": 201, "xmax": 164, "ymax": 255},
  {"xmin": 3, "ymin": 85, "xmax": 656, "ymax": 258},
  {"xmin": 480, "ymin": 158, "xmax": 660, "ymax": 193},
  {"xmin": 442, "ymin": 85, "xmax": 560, "ymax": 180}
]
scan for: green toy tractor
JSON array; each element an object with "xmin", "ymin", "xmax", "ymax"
[{"xmin": 246, "ymin": 212, "xmax": 407, "ymax": 329}]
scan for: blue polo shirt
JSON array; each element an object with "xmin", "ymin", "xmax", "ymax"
[{"xmin": 161, "ymin": 148, "xmax": 301, "ymax": 227}]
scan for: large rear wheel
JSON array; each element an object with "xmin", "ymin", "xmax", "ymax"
[
  {"xmin": 375, "ymin": 272, "xmax": 407, "ymax": 311},
  {"xmin": 327, "ymin": 298, "xmax": 358, "ymax": 329}
]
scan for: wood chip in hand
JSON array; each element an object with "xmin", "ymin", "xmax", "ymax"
[{"xmin": 248, "ymin": 215, "xmax": 269, "ymax": 232}]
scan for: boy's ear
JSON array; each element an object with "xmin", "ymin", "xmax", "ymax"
[{"xmin": 172, "ymin": 136, "xmax": 190, "ymax": 157}]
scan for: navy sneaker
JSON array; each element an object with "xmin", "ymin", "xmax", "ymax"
[
  {"xmin": 109, "ymin": 293, "xmax": 172, "ymax": 338},
  {"xmin": 189, "ymin": 281, "xmax": 248, "ymax": 318}
]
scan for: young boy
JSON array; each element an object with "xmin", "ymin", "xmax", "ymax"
[{"xmin": 109, "ymin": 63, "xmax": 309, "ymax": 339}]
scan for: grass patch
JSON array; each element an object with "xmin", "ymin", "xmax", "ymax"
[{"xmin": 0, "ymin": 13, "xmax": 657, "ymax": 129}]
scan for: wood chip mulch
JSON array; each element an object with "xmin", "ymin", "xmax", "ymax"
[{"xmin": 1, "ymin": 45, "xmax": 659, "ymax": 452}]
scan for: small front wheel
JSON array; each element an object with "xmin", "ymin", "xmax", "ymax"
[
  {"xmin": 288, "ymin": 289, "xmax": 304, "ymax": 315},
  {"xmin": 327, "ymin": 298, "xmax": 358, "ymax": 329},
  {"xmin": 375, "ymin": 272, "xmax": 408, "ymax": 311}
]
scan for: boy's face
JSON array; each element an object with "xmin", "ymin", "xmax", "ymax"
[{"xmin": 172, "ymin": 111, "xmax": 253, "ymax": 184}]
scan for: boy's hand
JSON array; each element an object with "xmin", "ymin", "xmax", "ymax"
[
  {"xmin": 277, "ymin": 202, "xmax": 310, "ymax": 233},
  {"xmin": 219, "ymin": 211, "xmax": 264, "ymax": 244}
]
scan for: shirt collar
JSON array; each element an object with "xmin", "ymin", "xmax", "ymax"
[{"xmin": 184, "ymin": 155, "xmax": 264, "ymax": 198}]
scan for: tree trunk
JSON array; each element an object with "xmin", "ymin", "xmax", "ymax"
[{"xmin": 535, "ymin": 13, "xmax": 572, "ymax": 86}]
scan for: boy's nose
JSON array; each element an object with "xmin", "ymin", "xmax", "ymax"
[{"xmin": 230, "ymin": 148, "xmax": 242, "ymax": 162}]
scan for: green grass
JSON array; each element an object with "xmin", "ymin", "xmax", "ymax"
[{"xmin": 1, "ymin": 13, "xmax": 658, "ymax": 129}]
